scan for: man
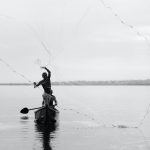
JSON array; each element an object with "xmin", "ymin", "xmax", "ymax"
[{"xmin": 34, "ymin": 67, "xmax": 57, "ymax": 107}]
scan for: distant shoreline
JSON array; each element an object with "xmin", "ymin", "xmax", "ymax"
[{"xmin": 1, "ymin": 80, "xmax": 150, "ymax": 86}]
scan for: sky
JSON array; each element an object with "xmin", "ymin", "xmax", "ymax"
[{"xmin": 0, "ymin": 0, "xmax": 150, "ymax": 82}]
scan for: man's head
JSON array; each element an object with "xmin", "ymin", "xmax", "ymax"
[{"xmin": 42, "ymin": 72, "xmax": 47, "ymax": 79}]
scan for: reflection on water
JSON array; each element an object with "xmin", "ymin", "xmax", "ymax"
[
  {"xmin": 35, "ymin": 121, "xmax": 58, "ymax": 150},
  {"xmin": 20, "ymin": 116, "xmax": 29, "ymax": 120},
  {"xmin": 19, "ymin": 113, "xmax": 59, "ymax": 150},
  {"xmin": 20, "ymin": 116, "xmax": 30, "ymax": 125}
]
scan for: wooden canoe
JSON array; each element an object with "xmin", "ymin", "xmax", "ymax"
[{"xmin": 35, "ymin": 105, "xmax": 58, "ymax": 124}]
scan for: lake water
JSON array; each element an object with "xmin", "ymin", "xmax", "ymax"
[{"xmin": 0, "ymin": 86, "xmax": 150, "ymax": 150}]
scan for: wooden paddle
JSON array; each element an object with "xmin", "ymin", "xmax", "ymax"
[{"xmin": 20, "ymin": 107, "xmax": 42, "ymax": 114}]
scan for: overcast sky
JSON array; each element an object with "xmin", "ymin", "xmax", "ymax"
[{"xmin": 0, "ymin": 0, "xmax": 150, "ymax": 82}]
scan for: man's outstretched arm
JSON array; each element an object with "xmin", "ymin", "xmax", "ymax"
[
  {"xmin": 34, "ymin": 81, "xmax": 42, "ymax": 88},
  {"xmin": 41, "ymin": 67, "xmax": 51, "ymax": 77}
]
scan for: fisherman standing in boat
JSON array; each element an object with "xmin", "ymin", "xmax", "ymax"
[{"xmin": 33, "ymin": 67, "xmax": 57, "ymax": 107}]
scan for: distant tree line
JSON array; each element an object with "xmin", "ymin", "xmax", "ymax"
[{"xmin": 1, "ymin": 79, "xmax": 150, "ymax": 86}]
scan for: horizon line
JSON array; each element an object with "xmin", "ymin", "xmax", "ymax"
[{"xmin": 0, "ymin": 79, "xmax": 150, "ymax": 86}]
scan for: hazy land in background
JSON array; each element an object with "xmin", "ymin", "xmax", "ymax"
[{"xmin": 1, "ymin": 79, "xmax": 150, "ymax": 86}]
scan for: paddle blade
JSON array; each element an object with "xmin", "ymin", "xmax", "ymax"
[{"xmin": 20, "ymin": 107, "xmax": 29, "ymax": 114}]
